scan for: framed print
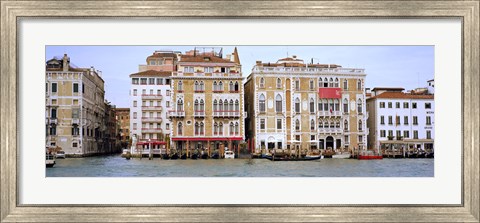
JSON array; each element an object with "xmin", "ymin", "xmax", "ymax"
[{"xmin": 1, "ymin": 0, "xmax": 479, "ymax": 222}]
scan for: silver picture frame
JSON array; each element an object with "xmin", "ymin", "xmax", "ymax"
[{"xmin": 1, "ymin": 0, "xmax": 478, "ymax": 222}]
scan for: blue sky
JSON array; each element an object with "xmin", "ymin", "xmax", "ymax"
[{"xmin": 46, "ymin": 46, "xmax": 434, "ymax": 108}]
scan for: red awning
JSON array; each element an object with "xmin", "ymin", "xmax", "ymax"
[
  {"xmin": 171, "ymin": 137, "xmax": 243, "ymax": 141},
  {"xmin": 318, "ymin": 88, "xmax": 342, "ymax": 99}
]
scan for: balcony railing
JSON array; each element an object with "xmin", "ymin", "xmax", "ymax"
[
  {"xmin": 141, "ymin": 105, "xmax": 162, "ymax": 111},
  {"xmin": 47, "ymin": 118, "xmax": 57, "ymax": 125},
  {"xmin": 213, "ymin": 111, "xmax": 240, "ymax": 118},
  {"xmin": 318, "ymin": 128, "xmax": 343, "ymax": 134},
  {"xmin": 169, "ymin": 110, "xmax": 185, "ymax": 117},
  {"xmin": 141, "ymin": 94, "xmax": 163, "ymax": 100},
  {"xmin": 194, "ymin": 111, "xmax": 205, "ymax": 117},
  {"xmin": 72, "ymin": 118, "xmax": 80, "ymax": 125},
  {"xmin": 141, "ymin": 128, "xmax": 162, "ymax": 133},
  {"xmin": 318, "ymin": 111, "xmax": 342, "ymax": 116},
  {"xmin": 141, "ymin": 117, "xmax": 162, "ymax": 123}
]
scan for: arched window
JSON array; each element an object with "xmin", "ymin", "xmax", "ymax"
[
  {"xmin": 323, "ymin": 99, "xmax": 328, "ymax": 112},
  {"xmin": 200, "ymin": 81, "xmax": 204, "ymax": 91},
  {"xmin": 329, "ymin": 99, "xmax": 334, "ymax": 112},
  {"xmin": 259, "ymin": 94, "xmax": 266, "ymax": 112},
  {"xmin": 224, "ymin": 99, "xmax": 228, "ymax": 113},
  {"xmin": 319, "ymin": 119, "xmax": 324, "ymax": 128},
  {"xmin": 230, "ymin": 123, "xmax": 234, "ymax": 135},
  {"xmin": 177, "ymin": 99, "xmax": 183, "ymax": 111},
  {"xmin": 275, "ymin": 94, "xmax": 282, "ymax": 113},
  {"xmin": 229, "ymin": 81, "xmax": 234, "ymax": 92},
  {"xmin": 194, "ymin": 99, "xmax": 199, "ymax": 112},
  {"xmin": 195, "ymin": 122, "xmax": 199, "ymax": 135},
  {"xmin": 200, "ymin": 99, "xmax": 205, "ymax": 112},
  {"xmin": 310, "ymin": 119, "xmax": 315, "ymax": 131},
  {"xmin": 324, "ymin": 121, "xmax": 329, "ymax": 128},
  {"xmin": 213, "ymin": 99, "xmax": 218, "ymax": 112},
  {"xmin": 213, "ymin": 81, "xmax": 217, "ymax": 91},
  {"xmin": 319, "ymin": 77, "xmax": 324, "ymax": 88},
  {"xmin": 234, "ymin": 81, "xmax": 239, "ymax": 92},
  {"xmin": 214, "ymin": 122, "xmax": 218, "ymax": 135},
  {"xmin": 309, "ymin": 79, "xmax": 314, "ymax": 90},
  {"xmin": 194, "ymin": 81, "xmax": 199, "ymax": 91},
  {"xmin": 178, "ymin": 81, "xmax": 183, "ymax": 91},
  {"xmin": 357, "ymin": 79, "xmax": 362, "ymax": 90},
  {"xmin": 357, "ymin": 99, "xmax": 362, "ymax": 113},
  {"xmin": 329, "ymin": 78, "xmax": 334, "ymax": 87},
  {"xmin": 295, "ymin": 119, "xmax": 300, "ymax": 131},
  {"xmin": 330, "ymin": 121, "xmax": 335, "ymax": 128},
  {"xmin": 260, "ymin": 78, "xmax": 265, "ymax": 88},
  {"xmin": 178, "ymin": 122, "xmax": 183, "ymax": 135},
  {"xmin": 334, "ymin": 99, "xmax": 340, "ymax": 111},
  {"xmin": 336, "ymin": 121, "xmax": 340, "ymax": 128},
  {"xmin": 295, "ymin": 98, "xmax": 300, "ymax": 113},
  {"xmin": 219, "ymin": 100, "xmax": 223, "ymax": 112},
  {"xmin": 229, "ymin": 99, "xmax": 234, "ymax": 113},
  {"xmin": 309, "ymin": 98, "xmax": 315, "ymax": 113},
  {"xmin": 323, "ymin": 78, "xmax": 328, "ymax": 87},
  {"xmin": 235, "ymin": 100, "xmax": 239, "ymax": 112},
  {"xmin": 219, "ymin": 81, "xmax": 223, "ymax": 91},
  {"xmin": 235, "ymin": 122, "xmax": 239, "ymax": 135},
  {"xmin": 335, "ymin": 78, "xmax": 339, "ymax": 87},
  {"xmin": 200, "ymin": 122, "xmax": 204, "ymax": 135},
  {"xmin": 358, "ymin": 120, "xmax": 363, "ymax": 131},
  {"xmin": 343, "ymin": 79, "xmax": 348, "ymax": 90},
  {"xmin": 276, "ymin": 78, "xmax": 282, "ymax": 88},
  {"xmin": 219, "ymin": 122, "xmax": 223, "ymax": 135},
  {"xmin": 343, "ymin": 99, "xmax": 348, "ymax": 113},
  {"xmin": 344, "ymin": 119, "xmax": 349, "ymax": 131}
]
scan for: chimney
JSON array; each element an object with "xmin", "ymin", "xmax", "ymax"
[
  {"xmin": 256, "ymin": 61, "xmax": 262, "ymax": 65},
  {"xmin": 62, "ymin": 54, "xmax": 69, "ymax": 72},
  {"xmin": 90, "ymin": 66, "xmax": 95, "ymax": 75},
  {"xmin": 292, "ymin": 55, "xmax": 297, "ymax": 59}
]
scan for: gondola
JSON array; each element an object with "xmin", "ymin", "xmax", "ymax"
[
  {"xmin": 210, "ymin": 153, "xmax": 219, "ymax": 159},
  {"xmin": 201, "ymin": 153, "xmax": 209, "ymax": 159},
  {"xmin": 180, "ymin": 153, "xmax": 187, "ymax": 160},
  {"xmin": 190, "ymin": 153, "xmax": 198, "ymax": 159},
  {"xmin": 170, "ymin": 153, "xmax": 179, "ymax": 160},
  {"xmin": 161, "ymin": 153, "xmax": 170, "ymax": 160},
  {"xmin": 264, "ymin": 154, "xmax": 322, "ymax": 161}
]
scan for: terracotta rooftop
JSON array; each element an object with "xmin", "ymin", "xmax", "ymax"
[
  {"xmin": 179, "ymin": 55, "xmax": 234, "ymax": 64},
  {"xmin": 371, "ymin": 87, "xmax": 405, "ymax": 91},
  {"xmin": 129, "ymin": 70, "xmax": 172, "ymax": 77},
  {"xmin": 114, "ymin": 108, "xmax": 130, "ymax": 112},
  {"xmin": 368, "ymin": 92, "xmax": 434, "ymax": 100},
  {"xmin": 147, "ymin": 52, "xmax": 178, "ymax": 60}
]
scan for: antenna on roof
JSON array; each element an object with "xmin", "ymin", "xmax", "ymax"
[{"xmin": 194, "ymin": 47, "xmax": 196, "ymax": 57}]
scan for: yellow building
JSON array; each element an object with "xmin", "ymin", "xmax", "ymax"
[
  {"xmin": 169, "ymin": 47, "xmax": 244, "ymax": 156},
  {"xmin": 46, "ymin": 54, "xmax": 108, "ymax": 156},
  {"xmin": 244, "ymin": 56, "xmax": 368, "ymax": 154}
]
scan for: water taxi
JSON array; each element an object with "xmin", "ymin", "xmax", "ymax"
[
  {"xmin": 224, "ymin": 151, "xmax": 235, "ymax": 159},
  {"xmin": 46, "ymin": 153, "xmax": 55, "ymax": 168}
]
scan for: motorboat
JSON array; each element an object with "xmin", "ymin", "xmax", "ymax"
[
  {"xmin": 358, "ymin": 150, "xmax": 383, "ymax": 160},
  {"xmin": 55, "ymin": 151, "xmax": 65, "ymax": 159},
  {"xmin": 264, "ymin": 154, "xmax": 322, "ymax": 161},
  {"xmin": 46, "ymin": 153, "xmax": 55, "ymax": 168},
  {"xmin": 332, "ymin": 152, "xmax": 351, "ymax": 159},
  {"xmin": 224, "ymin": 151, "xmax": 235, "ymax": 159}
]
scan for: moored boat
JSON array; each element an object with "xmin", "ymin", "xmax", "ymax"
[
  {"xmin": 264, "ymin": 154, "xmax": 322, "ymax": 161},
  {"xmin": 46, "ymin": 153, "xmax": 55, "ymax": 167},
  {"xmin": 180, "ymin": 153, "xmax": 187, "ymax": 160},
  {"xmin": 332, "ymin": 152, "xmax": 351, "ymax": 159},
  {"xmin": 55, "ymin": 151, "xmax": 65, "ymax": 159},
  {"xmin": 170, "ymin": 153, "xmax": 179, "ymax": 160},
  {"xmin": 224, "ymin": 151, "xmax": 235, "ymax": 159},
  {"xmin": 358, "ymin": 150, "xmax": 383, "ymax": 160}
]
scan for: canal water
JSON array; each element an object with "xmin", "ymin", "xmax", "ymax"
[{"xmin": 46, "ymin": 154, "xmax": 434, "ymax": 177}]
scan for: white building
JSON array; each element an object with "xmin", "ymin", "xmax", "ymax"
[
  {"xmin": 366, "ymin": 87, "xmax": 434, "ymax": 152},
  {"xmin": 129, "ymin": 70, "xmax": 172, "ymax": 150}
]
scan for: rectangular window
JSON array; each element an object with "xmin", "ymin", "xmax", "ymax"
[
  {"xmin": 156, "ymin": 78, "xmax": 162, "ymax": 85},
  {"xmin": 166, "ymin": 123, "xmax": 170, "ymax": 130},
  {"xmin": 414, "ymin": 130, "xmax": 418, "ymax": 139},
  {"xmin": 426, "ymin": 130, "xmax": 431, "ymax": 139},
  {"xmin": 72, "ymin": 109, "xmax": 79, "ymax": 118},
  {"xmin": 425, "ymin": 103, "xmax": 432, "ymax": 109},
  {"xmin": 260, "ymin": 119, "xmax": 265, "ymax": 130},
  {"xmin": 388, "ymin": 116, "xmax": 393, "ymax": 125},
  {"xmin": 140, "ymin": 78, "xmax": 147, "ymax": 85},
  {"xmin": 149, "ymin": 78, "xmax": 155, "ymax": 85},
  {"xmin": 133, "ymin": 123, "xmax": 137, "ymax": 130},
  {"xmin": 166, "ymin": 90, "xmax": 170, "ymax": 96},
  {"xmin": 132, "ymin": 78, "xmax": 139, "ymax": 84},
  {"xmin": 133, "ymin": 89, "xmax": 137, "ymax": 96},
  {"xmin": 133, "ymin": 101, "xmax": 137, "ymax": 107},
  {"xmin": 295, "ymin": 80, "xmax": 300, "ymax": 91},
  {"xmin": 412, "ymin": 102, "xmax": 417, "ymax": 109},
  {"xmin": 404, "ymin": 116, "xmax": 408, "ymax": 125},
  {"xmin": 396, "ymin": 116, "xmax": 400, "ymax": 125},
  {"xmin": 184, "ymin": 66, "xmax": 194, "ymax": 73},
  {"xmin": 380, "ymin": 130, "xmax": 386, "ymax": 137},
  {"xmin": 133, "ymin": 112, "xmax": 137, "ymax": 119},
  {"xmin": 379, "ymin": 102, "xmax": 385, "ymax": 108},
  {"xmin": 142, "ymin": 89, "xmax": 146, "ymax": 95},
  {"xmin": 396, "ymin": 102, "xmax": 400, "ymax": 108},
  {"xmin": 396, "ymin": 130, "xmax": 401, "ymax": 138},
  {"xmin": 73, "ymin": 83, "xmax": 79, "ymax": 93},
  {"xmin": 205, "ymin": 67, "xmax": 213, "ymax": 73},
  {"xmin": 380, "ymin": 116, "xmax": 385, "ymax": 125},
  {"xmin": 388, "ymin": 130, "xmax": 393, "ymax": 137},
  {"xmin": 388, "ymin": 102, "xmax": 392, "ymax": 108},
  {"xmin": 403, "ymin": 102, "xmax": 409, "ymax": 108},
  {"xmin": 404, "ymin": 130, "xmax": 410, "ymax": 138},
  {"xmin": 51, "ymin": 108, "xmax": 57, "ymax": 119},
  {"xmin": 358, "ymin": 135, "xmax": 363, "ymax": 143},
  {"xmin": 277, "ymin": 119, "xmax": 282, "ymax": 130},
  {"xmin": 413, "ymin": 116, "xmax": 418, "ymax": 125},
  {"xmin": 166, "ymin": 101, "xmax": 170, "ymax": 107},
  {"xmin": 51, "ymin": 83, "xmax": 57, "ymax": 93},
  {"xmin": 46, "ymin": 83, "xmax": 48, "ymax": 93},
  {"xmin": 82, "ymin": 84, "xmax": 85, "ymax": 93},
  {"xmin": 426, "ymin": 116, "xmax": 431, "ymax": 125}
]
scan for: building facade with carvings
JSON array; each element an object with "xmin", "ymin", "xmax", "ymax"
[
  {"xmin": 244, "ymin": 56, "xmax": 368, "ymax": 154},
  {"xmin": 169, "ymin": 47, "xmax": 245, "ymax": 156},
  {"xmin": 45, "ymin": 54, "xmax": 108, "ymax": 156}
]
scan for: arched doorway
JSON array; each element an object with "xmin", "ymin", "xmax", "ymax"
[{"xmin": 326, "ymin": 136, "xmax": 334, "ymax": 149}]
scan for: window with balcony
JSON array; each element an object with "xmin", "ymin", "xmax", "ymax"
[
  {"xmin": 259, "ymin": 94, "xmax": 266, "ymax": 112},
  {"xmin": 334, "ymin": 99, "xmax": 340, "ymax": 111},
  {"xmin": 388, "ymin": 130, "xmax": 393, "ymax": 137},
  {"xmin": 295, "ymin": 98, "xmax": 300, "ymax": 113},
  {"xmin": 276, "ymin": 95, "xmax": 282, "ymax": 113},
  {"xmin": 177, "ymin": 99, "xmax": 184, "ymax": 112},
  {"xmin": 323, "ymin": 99, "xmax": 328, "ymax": 112},
  {"xmin": 413, "ymin": 130, "xmax": 418, "ymax": 139}
]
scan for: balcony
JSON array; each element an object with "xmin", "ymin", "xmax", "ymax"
[
  {"xmin": 72, "ymin": 118, "xmax": 80, "ymax": 125},
  {"xmin": 47, "ymin": 118, "xmax": 57, "ymax": 125},
  {"xmin": 318, "ymin": 128, "xmax": 343, "ymax": 134},
  {"xmin": 141, "ymin": 94, "xmax": 162, "ymax": 100},
  {"xmin": 213, "ymin": 111, "xmax": 241, "ymax": 118},
  {"xmin": 141, "ymin": 117, "xmax": 162, "ymax": 123},
  {"xmin": 141, "ymin": 128, "xmax": 162, "ymax": 133},
  {"xmin": 194, "ymin": 111, "xmax": 206, "ymax": 117},
  {"xmin": 169, "ymin": 110, "xmax": 185, "ymax": 118},
  {"xmin": 318, "ymin": 111, "xmax": 342, "ymax": 117},
  {"xmin": 141, "ymin": 105, "xmax": 162, "ymax": 111}
]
